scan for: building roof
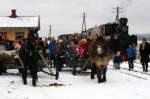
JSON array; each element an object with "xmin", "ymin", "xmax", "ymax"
[{"xmin": 0, "ymin": 16, "xmax": 39, "ymax": 28}]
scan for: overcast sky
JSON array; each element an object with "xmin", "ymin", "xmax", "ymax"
[{"xmin": 0, "ymin": 0, "xmax": 150, "ymax": 37}]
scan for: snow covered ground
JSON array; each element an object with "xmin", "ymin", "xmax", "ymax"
[{"xmin": 0, "ymin": 62, "xmax": 150, "ymax": 99}]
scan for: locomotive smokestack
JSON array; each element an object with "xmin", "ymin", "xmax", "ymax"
[{"xmin": 10, "ymin": 9, "xmax": 17, "ymax": 18}]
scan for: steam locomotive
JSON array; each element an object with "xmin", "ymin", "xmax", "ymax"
[{"xmin": 100, "ymin": 17, "xmax": 137, "ymax": 61}]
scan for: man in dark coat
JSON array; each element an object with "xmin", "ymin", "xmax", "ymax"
[
  {"xmin": 109, "ymin": 33, "xmax": 121, "ymax": 69},
  {"xmin": 139, "ymin": 38, "xmax": 150, "ymax": 72},
  {"xmin": 109, "ymin": 33, "xmax": 120, "ymax": 54}
]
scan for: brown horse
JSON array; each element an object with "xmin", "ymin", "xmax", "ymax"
[{"xmin": 88, "ymin": 36, "xmax": 111, "ymax": 83}]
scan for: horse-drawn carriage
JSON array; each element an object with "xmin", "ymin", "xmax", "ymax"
[
  {"xmin": 0, "ymin": 50, "xmax": 47, "ymax": 74},
  {"xmin": 0, "ymin": 29, "xmax": 59, "ymax": 85},
  {"xmin": 0, "ymin": 50, "xmax": 21, "ymax": 73},
  {"xmin": 57, "ymin": 36, "xmax": 111, "ymax": 83},
  {"xmin": 61, "ymin": 17, "xmax": 137, "ymax": 83},
  {"xmin": 57, "ymin": 39, "xmax": 90, "ymax": 75}
]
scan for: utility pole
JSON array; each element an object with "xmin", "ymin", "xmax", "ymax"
[
  {"xmin": 113, "ymin": 6, "xmax": 122, "ymax": 24},
  {"xmin": 81, "ymin": 12, "xmax": 87, "ymax": 38},
  {"xmin": 49, "ymin": 25, "xmax": 52, "ymax": 38}
]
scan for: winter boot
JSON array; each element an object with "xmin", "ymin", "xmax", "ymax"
[
  {"xmin": 142, "ymin": 66, "xmax": 145, "ymax": 72},
  {"xmin": 145, "ymin": 64, "xmax": 148, "ymax": 72},
  {"xmin": 23, "ymin": 79, "xmax": 27, "ymax": 85},
  {"xmin": 145, "ymin": 67, "xmax": 148, "ymax": 72}
]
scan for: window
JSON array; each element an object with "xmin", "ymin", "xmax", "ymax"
[
  {"xmin": 16, "ymin": 32, "xmax": 24, "ymax": 40},
  {"xmin": 0, "ymin": 32, "xmax": 7, "ymax": 40}
]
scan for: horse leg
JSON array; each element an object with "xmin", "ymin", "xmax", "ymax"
[
  {"xmin": 31, "ymin": 65, "xmax": 37, "ymax": 87},
  {"xmin": 102, "ymin": 66, "xmax": 107, "ymax": 82},
  {"xmin": 21, "ymin": 56, "xmax": 28, "ymax": 85},
  {"xmin": 97, "ymin": 68, "xmax": 102, "ymax": 83},
  {"xmin": 91, "ymin": 63, "xmax": 96, "ymax": 79},
  {"xmin": 30, "ymin": 58, "xmax": 38, "ymax": 87},
  {"xmin": 22, "ymin": 65, "xmax": 28, "ymax": 85}
]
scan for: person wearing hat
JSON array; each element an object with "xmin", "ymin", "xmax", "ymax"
[
  {"xmin": 127, "ymin": 44, "xmax": 136, "ymax": 70},
  {"xmin": 139, "ymin": 38, "xmax": 150, "ymax": 72}
]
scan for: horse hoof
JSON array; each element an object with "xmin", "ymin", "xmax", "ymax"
[
  {"xmin": 23, "ymin": 80, "xmax": 27, "ymax": 85},
  {"xmin": 91, "ymin": 76, "xmax": 95, "ymax": 79},
  {"xmin": 98, "ymin": 80, "xmax": 102, "ymax": 83},
  {"xmin": 72, "ymin": 72, "xmax": 76, "ymax": 75},
  {"xmin": 98, "ymin": 80, "xmax": 106, "ymax": 83}
]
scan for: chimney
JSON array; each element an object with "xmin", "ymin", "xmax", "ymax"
[{"xmin": 10, "ymin": 9, "xmax": 17, "ymax": 18}]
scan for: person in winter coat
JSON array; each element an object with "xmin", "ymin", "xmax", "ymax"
[
  {"xmin": 113, "ymin": 51, "xmax": 121, "ymax": 69},
  {"xmin": 127, "ymin": 44, "xmax": 136, "ymax": 70},
  {"xmin": 109, "ymin": 35, "xmax": 120, "ymax": 54},
  {"xmin": 139, "ymin": 38, "xmax": 150, "ymax": 72},
  {"xmin": 76, "ymin": 39, "xmax": 87, "ymax": 61},
  {"xmin": 110, "ymin": 33, "xmax": 121, "ymax": 69},
  {"xmin": 18, "ymin": 39, "xmax": 24, "ymax": 47},
  {"xmin": 14, "ymin": 40, "xmax": 21, "ymax": 50},
  {"xmin": 48, "ymin": 39, "xmax": 57, "ymax": 68},
  {"xmin": 55, "ymin": 39, "xmax": 65, "ymax": 71}
]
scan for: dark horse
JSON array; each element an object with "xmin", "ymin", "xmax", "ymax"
[
  {"xmin": 19, "ymin": 28, "xmax": 39, "ymax": 86},
  {"xmin": 88, "ymin": 36, "xmax": 111, "ymax": 83}
]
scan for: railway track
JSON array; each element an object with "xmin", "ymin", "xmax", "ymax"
[
  {"xmin": 118, "ymin": 71, "xmax": 147, "ymax": 80},
  {"xmin": 122, "ymin": 62, "xmax": 150, "ymax": 76},
  {"xmin": 109, "ymin": 64, "xmax": 149, "ymax": 80}
]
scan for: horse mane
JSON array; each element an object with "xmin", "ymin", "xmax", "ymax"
[{"xmin": 87, "ymin": 39, "xmax": 97, "ymax": 57}]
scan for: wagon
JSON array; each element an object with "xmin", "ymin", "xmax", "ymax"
[
  {"xmin": 0, "ymin": 50, "xmax": 59, "ymax": 80},
  {"xmin": 0, "ymin": 50, "xmax": 21, "ymax": 73},
  {"xmin": 65, "ymin": 51, "xmax": 90, "ymax": 75}
]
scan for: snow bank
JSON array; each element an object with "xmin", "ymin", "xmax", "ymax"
[{"xmin": 0, "ymin": 63, "xmax": 150, "ymax": 99}]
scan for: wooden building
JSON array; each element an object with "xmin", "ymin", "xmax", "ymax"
[{"xmin": 0, "ymin": 9, "xmax": 40, "ymax": 41}]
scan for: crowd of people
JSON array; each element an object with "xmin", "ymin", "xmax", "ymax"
[
  {"xmin": 112, "ymin": 38, "xmax": 150, "ymax": 72},
  {"xmin": 0, "ymin": 33, "xmax": 150, "ymax": 86},
  {"xmin": 46, "ymin": 36, "xmax": 150, "ymax": 73}
]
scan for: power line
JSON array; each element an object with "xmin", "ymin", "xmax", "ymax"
[
  {"xmin": 81, "ymin": 12, "xmax": 87, "ymax": 38},
  {"xmin": 49, "ymin": 24, "xmax": 52, "ymax": 38},
  {"xmin": 113, "ymin": 6, "xmax": 123, "ymax": 23}
]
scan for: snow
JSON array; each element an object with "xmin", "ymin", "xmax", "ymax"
[
  {"xmin": 0, "ymin": 50, "xmax": 16, "ymax": 55},
  {"xmin": 0, "ymin": 16, "xmax": 39, "ymax": 28},
  {"xmin": 0, "ymin": 62, "xmax": 150, "ymax": 99}
]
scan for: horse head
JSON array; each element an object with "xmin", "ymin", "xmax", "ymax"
[{"xmin": 27, "ymin": 28, "xmax": 39, "ymax": 46}]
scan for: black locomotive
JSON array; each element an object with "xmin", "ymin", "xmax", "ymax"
[{"xmin": 100, "ymin": 17, "xmax": 137, "ymax": 61}]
